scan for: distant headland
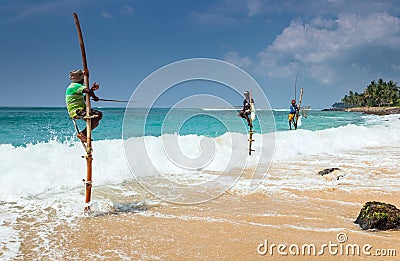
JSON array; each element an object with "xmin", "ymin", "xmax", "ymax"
[
  {"xmin": 322, "ymin": 106, "xmax": 400, "ymax": 115},
  {"xmin": 346, "ymin": 106, "xmax": 400, "ymax": 115},
  {"xmin": 326, "ymin": 79, "xmax": 400, "ymax": 115}
]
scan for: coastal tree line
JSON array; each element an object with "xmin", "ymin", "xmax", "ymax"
[{"xmin": 333, "ymin": 79, "xmax": 400, "ymax": 108}]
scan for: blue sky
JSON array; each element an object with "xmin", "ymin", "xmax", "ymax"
[{"xmin": 1, "ymin": 0, "xmax": 400, "ymax": 108}]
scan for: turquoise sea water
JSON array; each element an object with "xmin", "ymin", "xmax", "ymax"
[{"xmin": 0, "ymin": 107, "xmax": 368, "ymax": 146}]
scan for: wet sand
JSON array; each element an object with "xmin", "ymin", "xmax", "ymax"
[{"xmin": 13, "ymin": 186, "xmax": 399, "ymax": 260}]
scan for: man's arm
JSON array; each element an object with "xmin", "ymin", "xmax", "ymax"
[{"xmin": 82, "ymin": 82, "xmax": 100, "ymax": 101}]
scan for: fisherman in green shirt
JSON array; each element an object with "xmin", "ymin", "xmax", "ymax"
[{"xmin": 65, "ymin": 69, "xmax": 102, "ymax": 143}]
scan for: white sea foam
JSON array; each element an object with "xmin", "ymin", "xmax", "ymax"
[
  {"xmin": 273, "ymin": 108, "xmax": 289, "ymax": 112},
  {"xmin": 0, "ymin": 139, "xmax": 131, "ymax": 200},
  {"xmin": 1, "ymin": 117, "xmax": 400, "ymax": 198},
  {"xmin": 273, "ymin": 122, "xmax": 400, "ymax": 161},
  {"xmin": 0, "ymin": 213, "xmax": 20, "ymax": 260}
]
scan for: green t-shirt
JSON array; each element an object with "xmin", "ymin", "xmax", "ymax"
[{"xmin": 65, "ymin": 82, "xmax": 86, "ymax": 118}]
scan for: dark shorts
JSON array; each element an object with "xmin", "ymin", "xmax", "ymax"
[
  {"xmin": 74, "ymin": 109, "xmax": 102, "ymax": 119},
  {"xmin": 239, "ymin": 110, "xmax": 250, "ymax": 119}
]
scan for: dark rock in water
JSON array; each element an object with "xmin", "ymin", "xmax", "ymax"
[
  {"xmin": 318, "ymin": 168, "xmax": 344, "ymax": 181},
  {"xmin": 354, "ymin": 201, "xmax": 400, "ymax": 230},
  {"xmin": 336, "ymin": 174, "xmax": 345, "ymax": 180},
  {"xmin": 318, "ymin": 168, "xmax": 340, "ymax": 176}
]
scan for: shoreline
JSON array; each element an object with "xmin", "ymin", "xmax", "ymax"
[
  {"xmin": 346, "ymin": 106, "xmax": 400, "ymax": 115},
  {"xmin": 323, "ymin": 106, "xmax": 400, "ymax": 115}
]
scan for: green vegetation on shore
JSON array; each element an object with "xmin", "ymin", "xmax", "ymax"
[{"xmin": 333, "ymin": 79, "xmax": 400, "ymax": 108}]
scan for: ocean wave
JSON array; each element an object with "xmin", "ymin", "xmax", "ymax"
[{"xmin": 1, "ymin": 118, "xmax": 399, "ymax": 197}]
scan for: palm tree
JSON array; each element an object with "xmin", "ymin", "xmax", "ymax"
[
  {"xmin": 386, "ymin": 80, "xmax": 400, "ymax": 105},
  {"xmin": 337, "ymin": 79, "xmax": 400, "ymax": 108}
]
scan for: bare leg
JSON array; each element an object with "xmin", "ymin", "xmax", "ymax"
[
  {"xmin": 78, "ymin": 111, "xmax": 103, "ymax": 140},
  {"xmin": 91, "ymin": 111, "xmax": 103, "ymax": 130},
  {"xmin": 77, "ymin": 132, "xmax": 87, "ymax": 143},
  {"xmin": 239, "ymin": 110, "xmax": 251, "ymax": 126}
]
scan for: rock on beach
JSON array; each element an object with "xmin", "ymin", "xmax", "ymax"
[{"xmin": 354, "ymin": 201, "xmax": 400, "ymax": 230}]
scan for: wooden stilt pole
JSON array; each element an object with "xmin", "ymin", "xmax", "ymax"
[
  {"xmin": 248, "ymin": 90, "xmax": 255, "ymax": 156},
  {"xmin": 73, "ymin": 12, "xmax": 93, "ymax": 213}
]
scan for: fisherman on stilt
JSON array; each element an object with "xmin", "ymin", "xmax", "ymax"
[
  {"xmin": 288, "ymin": 99, "xmax": 299, "ymax": 130},
  {"xmin": 65, "ymin": 69, "xmax": 103, "ymax": 143},
  {"xmin": 239, "ymin": 91, "xmax": 254, "ymax": 128}
]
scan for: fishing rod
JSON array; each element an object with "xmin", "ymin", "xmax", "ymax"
[
  {"xmin": 294, "ymin": 72, "xmax": 299, "ymax": 101},
  {"xmin": 94, "ymin": 98, "xmax": 142, "ymax": 103}
]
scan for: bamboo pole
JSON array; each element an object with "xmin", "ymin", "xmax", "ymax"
[
  {"xmin": 294, "ymin": 72, "xmax": 299, "ymax": 101},
  {"xmin": 73, "ymin": 12, "xmax": 93, "ymax": 213}
]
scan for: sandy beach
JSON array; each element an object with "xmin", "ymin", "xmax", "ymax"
[{"xmin": 12, "ymin": 188, "xmax": 400, "ymax": 260}]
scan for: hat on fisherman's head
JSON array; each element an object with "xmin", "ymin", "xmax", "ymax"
[
  {"xmin": 291, "ymin": 99, "xmax": 296, "ymax": 104},
  {"xmin": 244, "ymin": 91, "xmax": 250, "ymax": 96},
  {"xmin": 69, "ymin": 69, "xmax": 84, "ymax": 82}
]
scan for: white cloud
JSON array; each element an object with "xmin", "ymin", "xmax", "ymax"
[
  {"xmin": 10, "ymin": 0, "xmax": 82, "ymax": 21},
  {"xmin": 258, "ymin": 12, "xmax": 400, "ymax": 84},
  {"xmin": 310, "ymin": 17, "xmax": 336, "ymax": 29},
  {"xmin": 120, "ymin": 5, "xmax": 134, "ymax": 15},
  {"xmin": 245, "ymin": 0, "xmax": 263, "ymax": 17},
  {"xmin": 224, "ymin": 51, "xmax": 253, "ymax": 68},
  {"xmin": 101, "ymin": 12, "xmax": 112, "ymax": 19},
  {"xmin": 8, "ymin": 1, "xmax": 133, "ymax": 22},
  {"xmin": 192, "ymin": 0, "xmax": 268, "ymax": 25},
  {"xmin": 390, "ymin": 63, "xmax": 400, "ymax": 70}
]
